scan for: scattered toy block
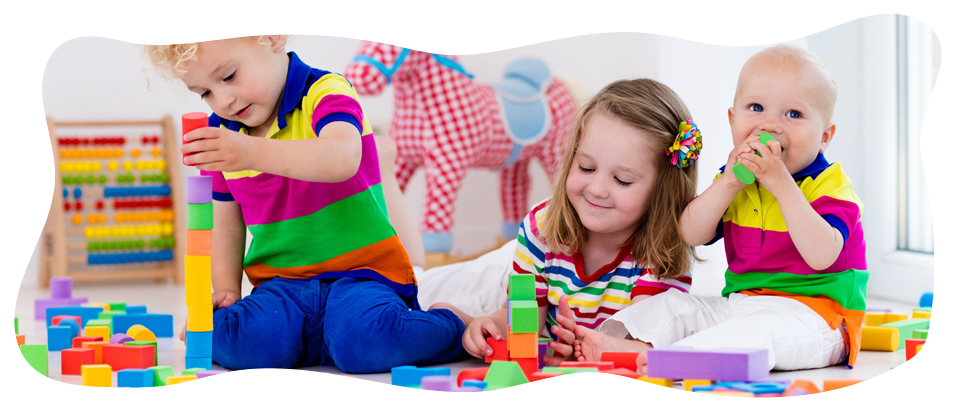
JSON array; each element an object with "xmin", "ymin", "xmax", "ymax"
[
  {"xmin": 541, "ymin": 367, "xmax": 599, "ymax": 375},
  {"xmin": 864, "ymin": 312, "xmax": 908, "ymax": 326},
  {"xmin": 45, "ymin": 306, "xmax": 102, "ymax": 326},
  {"xmin": 513, "ymin": 357, "xmax": 538, "ymax": 378},
  {"xmin": 195, "ymin": 370, "xmax": 228, "ymax": 378},
  {"xmin": 15, "ymin": 316, "xmax": 18, "ymax": 334},
  {"xmin": 103, "ymin": 343, "xmax": 155, "ymax": 371},
  {"xmin": 711, "ymin": 381, "xmax": 790, "ymax": 395},
  {"xmin": 638, "ymin": 377, "xmax": 673, "ymax": 387},
  {"xmin": 84, "ymin": 325, "xmax": 111, "ymax": 342},
  {"xmin": 823, "ymin": 379, "xmax": 863, "ymax": 391},
  {"xmin": 878, "ymin": 319, "xmax": 930, "ymax": 350},
  {"xmin": 125, "ymin": 341, "xmax": 158, "ymax": 365},
  {"xmin": 81, "ymin": 364, "xmax": 111, "ymax": 387},
  {"xmin": 919, "ymin": 292, "xmax": 932, "ymax": 308},
  {"xmin": 645, "ymin": 347, "xmax": 769, "ymax": 381},
  {"xmin": 104, "ymin": 302, "xmax": 127, "ymax": 312},
  {"xmin": 20, "ymin": 344, "xmax": 48, "ymax": 376},
  {"xmin": 507, "ymin": 328, "xmax": 538, "ymax": 358},
  {"xmin": 118, "ymin": 369, "xmax": 154, "ymax": 387},
  {"xmin": 125, "ymin": 305, "xmax": 147, "ymax": 314},
  {"xmin": 109, "ymin": 333, "xmax": 135, "ymax": 345},
  {"xmin": 82, "ymin": 341, "xmax": 111, "ymax": 363},
  {"xmin": 912, "ymin": 311, "xmax": 931, "ymax": 319},
  {"xmin": 913, "ymin": 329, "xmax": 928, "ymax": 339},
  {"xmin": 782, "ymin": 379, "xmax": 820, "ymax": 396},
  {"xmin": 148, "ymin": 365, "xmax": 174, "ymax": 387},
  {"xmin": 61, "ymin": 348, "xmax": 95, "ymax": 375},
  {"xmin": 601, "ymin": 352, "xmax": 639, "ymax": 371},
  {"xmin": 113, "ymin": 314, "xmax": 174, "ymax": 337},
  {"xmin": 126, "ymin": 325, "xmax": 157, "ymax": 342},
  {"xmin": 73, "ymin": 336, "xmax": 103, "ymax": 348},
  {"xmin": 47, "ymin": 325, "xmax": 74, "ymax": 351},
  {"xmin": 34, "ymin": 297, "xmax": 89, "ymax": 320},
  {"xmin": 560, "ymin": 361, "xmax": 614, "ymax": 371},
  {"xmin": 905, "ymin": 339, "xmax": 927, "ymax": 361},
  {"xmin": 86, "ymin": 318, "xmax": 112, "ymax": 332},
  {"xmin": 185, "ymin": 356, "xmax": 212, "ymax": 370},
  {"xmin": 167, "ymin": 375, "xmax": 197, "ymax": 385},
  {"xmin": 56, "ymin": 319, "xmax": 81, "ymax": 339},
  {"xmin": 82, "ymin": 302, "xmax": 111, "ymax": 311},
  {"xmin": 528, "ymin": 371, "xmax": 562, "ymax": 382},
  {"xmin": 421, "ymin": 375, "xmax": 456, "ymax": 392},
  {"xmin": 602, "ymin": 368, "xmax": 642, "ymax": 380},
  {"xmin": 181, "ymin": 368, "xmax": 206, "ymax": 376},
  {"xmin": 508, "ymin": 274, "xmax": 536, "ymax": 300},
  {"xmin": 916, "ymin": 344, "xmax": 923, "ymax": 354},
  {"xmin": 51, "ymin": 315, "xmax": 83, "ymax": 328},
  {"xmin": 461, "ymin": 380, "xmax": 488, "ymax": 390},
  {"xmin": 683, "ymin": 379, "xmax": 713, "ymax": 391},
  {"xmin": 456, "ymin": 367, "xmax": 489, "ymax": 387},
  {"xmin": 99, "ymin": 310, "xmax": 126, "ymax": 321},
  {"xmin": 484, "ymin": 361, "xmax": 529, "ymax": 390},
  {"xmin": 485, "ymin": 338, "xmax": 508, "ymax": 362},
  {"xmin": 16, "ymin": 334, "xmax": 25, "ymax": 346},
  {"xmin": 861, "ymin": 326, "xmax": 899, "ymax": 351},
  {"xmin": 391, "ymin": 365, "xmax": 451, "ymax": 387},
  {"xmin": 187, "ymin": 305, "xmax": 214, "ymax": 332},
  {"xmin": 185, "ymin": 330, "xmax": 212, "ymax": 357},
  {"xmin": 50, "ymin": 277, "xmax": 74, "ymax": 298}
]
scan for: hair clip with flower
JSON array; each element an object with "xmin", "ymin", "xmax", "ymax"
[{"xmin": 666, "ymin": 120, "xmax": 702, "ymax": 168}]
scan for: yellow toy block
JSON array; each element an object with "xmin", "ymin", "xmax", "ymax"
[
  {"xmin": 185, "ymin": 256, "xmax": 212, "ymax": 306},
  {"xmin": 860, "ymin": 326, "xmax": 899, "ymax": 351},
  {"xmin": 638, "ymin": 377, "xmax": 673, "ymax": 387},
  {"xmin": 82, "ymin": 302, "xmax": 111, "ymax": 311},
  {"xmin": 864, "ymin": 312, "xmax": 909, "ymax": 326},
  {"xmin": 187, "ymin": 305, "xmax": 213, "ymax": 332},
  {"xmin": 84, "ymin": 326, "xmax": 111, "ymax": 342},
  {"xmin": 916, "ymin": 344, "xmax": 923, "ymax": 354},
  {"xmin": 683, "ymin": 379, "xmax": 712, "ymax": 391},
  {"xmin": 912, "ymin": 311, "xmax": 931, "ymax": 319},
  {"xmin": 506, "ymin": 328, "xmax": 538, "ymax": 358},
  {"xmin": 81, "ymin": 364, "xmax": 112, "ymax": 387},
  {"xmin": 167, "ymin": 375, "xmax": 197, "ymax": 385},
  {"xmin": 126, "ymin": 325, "xmax": 157, "ymax": 342}
]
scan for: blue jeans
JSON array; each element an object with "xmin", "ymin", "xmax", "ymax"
[{"xmin": 210, "ymin": 276, "xmax": 467, "ymax": 373}]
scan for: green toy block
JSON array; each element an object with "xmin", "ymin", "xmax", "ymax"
[
  {"xmin": 541, "ymin": 367, "xmax": 599, "ymax": 375},
  {"xmin": 508, "ymin": 274, "xmax": 536, "ymax": 300},
  {"xmin": 913, "ymin": 329, "xmax": 929, "ymax": 339},
  {"xmin": 484, "ymin": 361, "xmax": 529, "ymax": 391},
  {"xmin": 86, "ymin": 319, "xmax": 113, "ymax": 335},
  {"xmin": 20, "ymin": 345, "xmax": 48, "ymax": 377},
  {"xmin": 148, "ymin": 365, "xmax": 174, "ymax": 386},
  {"xmin": 126, "ymin": 341, "xmax": 158, "ymax": 365},
  {"xmin": 99, "ymin": 310, "xmax": 125, "ymax": 320},
  {"xmin": 732, "ymin": 133, "xmax": 777, "ymax": 184},
  {"xmin": 509, "ymin": 300, "xmax": 538, "ymax": 333},
  {"xmin": 104, "ymin": 302, "xmax": 127, "ymax": 312},
  {"xmin": 14, "ymin": 317, "xmax": 17, "ymax": 334},
  {"xmin": 913, "ymin": 308, "xmax": 931, "ymax": 314},
  {"xmin": 187, "ymin": 203, "xmax": 214, "ymax": 230},
  {"xmin": 878, "ymin": 319, "xmax": 930, "ymax": 350},
  {"xmin": 181, "ymin": 368, "xmax": 206, "ymax": 376}
]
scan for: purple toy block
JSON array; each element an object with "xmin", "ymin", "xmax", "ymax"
[
  {"xmin": 537, "ymin": 341, "xmax": 548, "ymax": 369},
  {"xmin": 866, "ymin": 307, "xmax": 892, "ymax": 312},
  {"xmin": 35, "ymin": 297, "xmax": 89, "ymax": 320},
  {"xmin": 186, "ymin": 176, "xmax": 212, "ymax": 204},
  {"xmin": 196, "ymin": 369, "xmax": 228, "ymax": 379},
  {"xmin": 421, "ymin": 375, "xmax": 455, "ymax": 392},
  {"xmin": 109, "ymin": 333, "xmax": 135, "ymax": 345},
  {"xmin": 454, "ymin": 386, "xmax": 483, "ymax": 392},
  {"xmin": 50, "ymin": 277, "xmax": 73, "ymax": 299},
  {"xmin": 646, "ymin": 347, "xmax": 769, "ymax": 381}
]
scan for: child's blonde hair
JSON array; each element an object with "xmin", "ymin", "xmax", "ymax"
[
  {"xmin": 140, "ymin": 36, "xmax": 274, "ymax": 81},
  {"xmin": 739, "ymin": 44, "xmax": 838, "ymax": 122},
  {"xmin": 542, "ymin": 79, "xmax": 700, "ymax": 280}
]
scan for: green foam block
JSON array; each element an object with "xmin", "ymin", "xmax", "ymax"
[
  {"xmin": 99, "ymin": 310, "xmax": 125, "ymax": 320},
  {"xmin": 508, "ymin": 274, "xmax": 536, "ymax": 300},
  {"xmin": 148, "ymin": 365, "xmax": 174, "ymax": 386},
  {"xmin": 484, "ymin": 361, "xmax": 528, "ymax": 391},
  {"xmin": 20, "ymin": 345, "xmax": 48, "ymax": 377},
  {"xmin": 86, "ymin": 319, "xmax": 113, "ymax": 335},
  {"xmin": 14, "ymin": 317, "xmax": 17, "ymax": 334},
  {"xmin": 181, "ymin": 368, "xmax": 206, "ymax": 376},
  {"xmin": 732, "ymin": 133, "xmax": 777, "ymax": 185},
  {"xmin": 541, "ymin": 367, "xmax": 599, "ymax": 375},
  {"xmin": 879, "ymin": 319, "xmax": 930, "ymax": 350},
  {"xmin": 105, "ymin": 302, "xmax": 127, "ymax": 312},
  {"xmin": 509, "ymin": 300, "xmax": 538, "ymax": 333},
  {"xmin": 187, "ymin": 203, "xmax": 213, "ymax": 230},
  {"xmin": 913, "ymin": 329, "xmax": 929, "ymax": 339}
]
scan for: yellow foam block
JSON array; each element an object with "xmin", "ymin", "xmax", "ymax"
[
  {"xmin": 126, "ymin": 325, "xmax": 157, "ymax": 342},
  {"xmin": 185, "ymin": 230, "xmax": 212, "ymax": 256},
  {"xmin": 81, "ymin": 364, "xmax": 112, "ymax": 387},
  {"xmin": 912, "ymin": 311, "xmax": 931, "ymax": 319},
  {"xmin": 84, "ymin": 326, "xmax": 111, "ymax": 342},
  {"xmin": 82, "ymin": 302, "xmax": 111, "ymax": 311},
  {"xmin": 187, "ymin": 305, "xmax": 213, "ymax": 332},
  {"xmin": 167, "ymin": 375, "xmax": 197, "ymax": 385},
  {"xmin": 864, "ymin": 312, "xmax": 909, "ymax": 327},
  {"xmin": 916, "ymin": 344, "xmax": 923, "ymax": 354},
  {"xmin": 185, "ymin": 256, "xmax": 212, "ymax": 306},
  {"xmin": 860, "ymin": 326, "xmax": 899, "ymax": 351},
  {"xmin": 638, "ymin": 377, "xmax": 673, "ymax": 387},
  {"xmin": 683, "ymin": 379, "xmax": 713, "ymax": 391}
]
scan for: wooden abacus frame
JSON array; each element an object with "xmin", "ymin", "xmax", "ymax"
[{"xmin": 40, "ymin": 115, "xmax": 186, "ymax": 287}]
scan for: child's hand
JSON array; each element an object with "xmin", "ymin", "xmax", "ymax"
[
  {"xmin": 462, "ymin": 316, "xmax": 504, "ymax": 359},
  {"xmin": 178, "ymin": 291, "xmax": 240, "ymax": 342},
  {"xmin": 543, "ymin": 295, "xmax": 578, "ymax": 366},
  {"xmin": 737, "ymin": 135, "xmax": 793, "ymax": 195},
  {"xmin": 722, "ymin": 137, "xmax": 758, "ymax": 189},
  {"xmin": 181, "ymin": 127, "xmax": 256, "ymax": 172}
]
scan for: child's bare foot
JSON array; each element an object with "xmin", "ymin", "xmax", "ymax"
[
  {"xmin": 429, "ymin": 302, "xmax": 475, "ymax": 327},
  {"xmin": 573, "ymin": 326, "xmax": 652, "ymax": 364}
]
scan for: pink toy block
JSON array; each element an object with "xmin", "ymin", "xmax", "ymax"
[
  {"xmin": 61, "ymin": 348, "xmax": 95, "ymax": 375},
  {"xmin": 485, "ymin": 338, "xmax": 508, "ymax": 362},
  {"xmin": 645, "ymin": 347, "xmax": 769, "ymax": 381}
]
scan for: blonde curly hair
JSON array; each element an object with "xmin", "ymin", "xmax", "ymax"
[{"xmin": 141, "ymin": 36, "xmax": 275, "ymax": 81}]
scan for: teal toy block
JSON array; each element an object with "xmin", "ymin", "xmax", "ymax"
[
  {"xmin": 148, "ymin": 365, "xmax": 174, "ymax": 386},
  {"xmin": 125, "ymin": 305, "xmax": 147, "ymax": 314},
  {"xmin": 508, "ymin": 300, "xmax": 538, "ymax": 333},
  {"xmin": 47, "ymin": 325, "xmax": 74, "ymax": 351},
  {"xmin": 57, "ymin": 318, "xmax": 81, "ymax": 338},
  {"xmin": 185, "ymin": 357, "xmax": 212, "ymax": 370},
  {"xmin": 391, "ymin": 365, "xmax": 451, "ymax": 387},
  {"xmin": 508, "ymin": 274, "xmax": 536, "ymax": 300},
  {"xmin": 913, "ymin": 329, "xmax": 929, "ymax": 339},
  {"xmin": 20, "ymin": 344, "xmax": 49, "ymax": 376},
  {"xmin": 484, "ymin": 361, "xmax": 528, "ymax": 390},
  {"xmin": 125, "ymin": 341, "xmax": 158, "ymax": 365},
  {"xmin": 86, "ymin": 319, "xmax": 113, "ymax": 335},
  {"xmin": 118, "ymin": 369, "xmax": 154, "ymax": 387},
  {"xmin": 541, "ymin": 366, "xmax": 599, "ymax": 375},
  {"xmin": 462, "ymin": 379, "xmax": 488, "ymax": 390},
  {"xmin": 104, "ymin": 302, "xmax": 127, "ymax": 312},
  {"xmin": 879, "ymin": 319, "xmax": 930, "ymax": 350}
]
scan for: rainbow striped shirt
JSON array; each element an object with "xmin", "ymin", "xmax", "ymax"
[
  {"xmin": 202, "ymin": 52, "xmax": 417, "ymax": 309},
  {"xmin": 513, "ymin": 199, "xmax": 692, "ymax": 338},
  {"xmin": 711, "ymin": 154, "xmax": 868, "ymax": 367}
]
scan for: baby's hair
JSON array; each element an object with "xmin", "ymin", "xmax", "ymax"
[
  {"xmin": 140, "ymin": 36, "xmax": 275, "ymax": 81},
  {"xmin": 543, "ymin": 79, "xmax": 700, "ymax": 280},
  {"xmin": 742, "ymin": 44, "xmax": 838, "ymax": 122}
]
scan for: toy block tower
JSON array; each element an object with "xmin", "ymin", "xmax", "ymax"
[
  {"xmin": 183, "ymin": 113, "xmax": 214, "ymax": 370},
  {"xmin": 506, "ymin": 273, "xmax": 539, "ymax": 376}
]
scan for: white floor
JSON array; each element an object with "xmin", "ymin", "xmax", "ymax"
[{"xmin": 14, "ymin": 278, "xmax": 921, "ymax": 390}]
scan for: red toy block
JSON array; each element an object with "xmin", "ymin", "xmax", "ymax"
[
  {"xmin": 560, "ymin": 361, "xmax": 615, "ymax": 371},
  {"xmin": 52, "ymin": 315, "xmax": 83, "ymax": 327},
  {"xmin": 181, "ymin": 113, "xmax": 208, "ymax": 166},
  {"xmin": 73, "ymin": 336, "xmax": 103, "ymax": 348},
  {"xmin": 782, "ymin": 379, "xmax": 820, "ymax": 396},
  {"xmin": 81, "ymin": 341, "xmax": 111, "ymax": 363},
  {"xmin": 61, "ymin": 348, "xmax": 95, "ymax": 375},
  {"xmin": 601, "ymin": 352, "xmax": 639, "ymax": 371},
  {"xmin": 456, "ymin": 367, "xmax": 489, "ymax": 387},
  {"xmin": 102, "ymin": 344, "xmax": 156, "ymax": 371},
  {"xmin": 514, "ymin": 357, "xmax": 538, "ymax": 378},
  {"xmin": 528, "ymin": 371, "xmax": 562, "ymax": 382},
  {"xmin": 602, "ymin": 368, "xmax": 642, "ymax": 380},
  {"xmin": 905, "ymin": 339, "xmax": 927, "ymax": 361},
  {"xmin": 485, "ymin": 338, "xmax": 509, "ymax": 362}
]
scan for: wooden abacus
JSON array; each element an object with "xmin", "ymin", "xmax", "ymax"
[{"xmin": 40, "ymin": 116, "xmax": 186, "ymax": 287}]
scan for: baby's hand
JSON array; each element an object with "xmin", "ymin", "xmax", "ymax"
[
  {"xmin": 181, "ymin": 127, "xmax": 256, "ymax": 172},
  {"xmin": 723, "ymin": 136, "xmax": 761, "ymax": 189},
  {"xmin": 179, "ymin": 291, "xmax": 240, "ymax": 342},
  {"xmin": 543, "ymin": 295, "xmax": 578, "ymax": 366},
  {"xmin": 737, "ymin": 136, "xmax": 792, "ymax": 194},
  {"xmin": 462, "ymin": 316, "xmax": 503, "ymax": 359}
]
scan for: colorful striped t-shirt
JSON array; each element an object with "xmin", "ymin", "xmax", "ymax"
[
  {"xmin": 513, "ymin": 199, "xmax": 692, "ymax": 339},
  {"xmin": 201, "ymin": 52, "xmax": 417, "ymax": 309}
]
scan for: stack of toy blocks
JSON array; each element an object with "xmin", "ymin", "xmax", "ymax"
[
  {"xmin": 506, "ymin": 273, "xmax": 539, "ymax": 378},
  {"xmin": 185, "ymin": 171, "xmax": 214, "ymax": 370},
  {"xmin": 34, "ymin": 277, "xmax": 88, "ymax": 320}
]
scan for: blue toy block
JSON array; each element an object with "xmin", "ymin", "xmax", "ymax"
[
  {"xmin": 125, "ymin": 305, "xmax": 147, "ymax": 314},
  {"xmin": 462, "ymin": 379, "xmax": 488, "ymax": 390},
  {"xmin": 920, "ymin": 293, "xmax": 933, "ymax": 308},
  {"xmin": 112, "ymin": 314, "xmax": 173, "ymax": 337},
  {"xmin": 691, "ymin": 381, "xmax": 790, "ymax": 395},
  {"xmin": 47, "ymin": 325, "xmax": 73, "ymax": 351},
  {"xmin": 185, "ymin": 331, "xmax": 213, "ymax": 358},
  {"xmin": 45, "ymin": 306, "xmax": 103, "ymax": 327},
  {"xmin": 57, "ymin": 318, "xmax": 81, "ymax": 338},
  {"xmin": 185, "ymin": 356, "xmax": 212, "ymax": 370},
  {"xmin": 391, "ymin": 365, "xmax": 451, "ymax": 387},
  {"xmin": 118, "ymin": 369, "xmax": 155, "ymax": 387}
]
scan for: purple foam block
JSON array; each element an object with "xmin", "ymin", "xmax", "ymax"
[
  {"xmin": 420, "ymin": 375, "xmax": 455, "ymax": 392},
  {"xmin": 537, "ymin": 342, "xmax": 548, "ymax": 369},
  {"xmin": 865, "ymin": 307, "xmax": 892, "ymax": 313},
  {"xmin": 454, "ymin": 386, "xmax": 483, "ymax": 392},
  {"xmin": 109, "ymin": 333, "xmax": 135, "ymax": 345},
  {"xmin": 646, "ymin": 346, "xmax": 769, "ymax": 381},
  {"xmin": 196, "ymin": 370, "xmax": 228, "ymax": 379},
  {"xmin": 50, "ymin": 277, "xmax": 73, "ymax": 299},
  {"xmin": 35, "ymin": 297, "xmax": 89, "ymax": 320},
  {"xmin": 186, "ymin": 176, "xmax": 213, "ymax": 204}
]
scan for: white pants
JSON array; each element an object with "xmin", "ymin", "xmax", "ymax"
[
  {"xmin": 598, "ymin": 288, "xmax": 848, "ymax": 371},
  {"xmin": 415, "ymin": 239, "xmax": 517, "ymax": 318}
]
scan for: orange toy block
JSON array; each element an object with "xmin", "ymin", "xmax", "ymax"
[
  {"xmin": 905, "ymin": 339, "xmax": 927, "ymax": 361},
  {"xmin": 126, "ymin": 325, "xmax": 157, "ymax": 342},
  {"xmin": 185, "ymin": 229, "xmax": 212, "ymax": 256},
  {"xmin": 528, "ymin": 371, "xmax": 562, "ymax": 382},
  {"xmin": 61, "ymin": 348, "xmax": 95, "ymax": 375},
  {"xmin": 602, "ymin": 368, "xmax": 642, "ymax": 380},
  {"xmin": 823, "ymin": 380, "xmax": 864, "ymax": 391},
  {"xmin": 514, "ymin": 357, "xmax": 538, "ymax": 378},
  {"xmin": 456, "ymin": 367, "xmax": 489, "ymax": 387},
  {"xmin": 507, "ymin": 329, "xmax": 538, "ymax": 358},
  {"xmin": 81, "ymin": 364, "xmax": 112, "ymax": 387},
  {"xmin": 16, "ymin": 335, "xmax": 24, "ymax": 346},
  {"xmin": 560, "ymin": 361, "xmax": 614, "ymax": 371},
  {"xmin": 782, "ymin": 379, "xmax": 820, "ymax": 396},
  {"xmin": 103, "ymin": 343, "xmax": 156, "ymax": 371},
  {"xmin": 485, "ymin": 338, "xmax": 508, "ymax": 362},
  {"xmin": 167, "ymin": 375, "xmax": 197, "ymax": 385},
  {"xmin": 601, "ymin": 352, "xmax": 639, "ymax": 371},
  {"xmin": 82, "ymin": 341, "xmax": 111, "ymax": 364}
]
